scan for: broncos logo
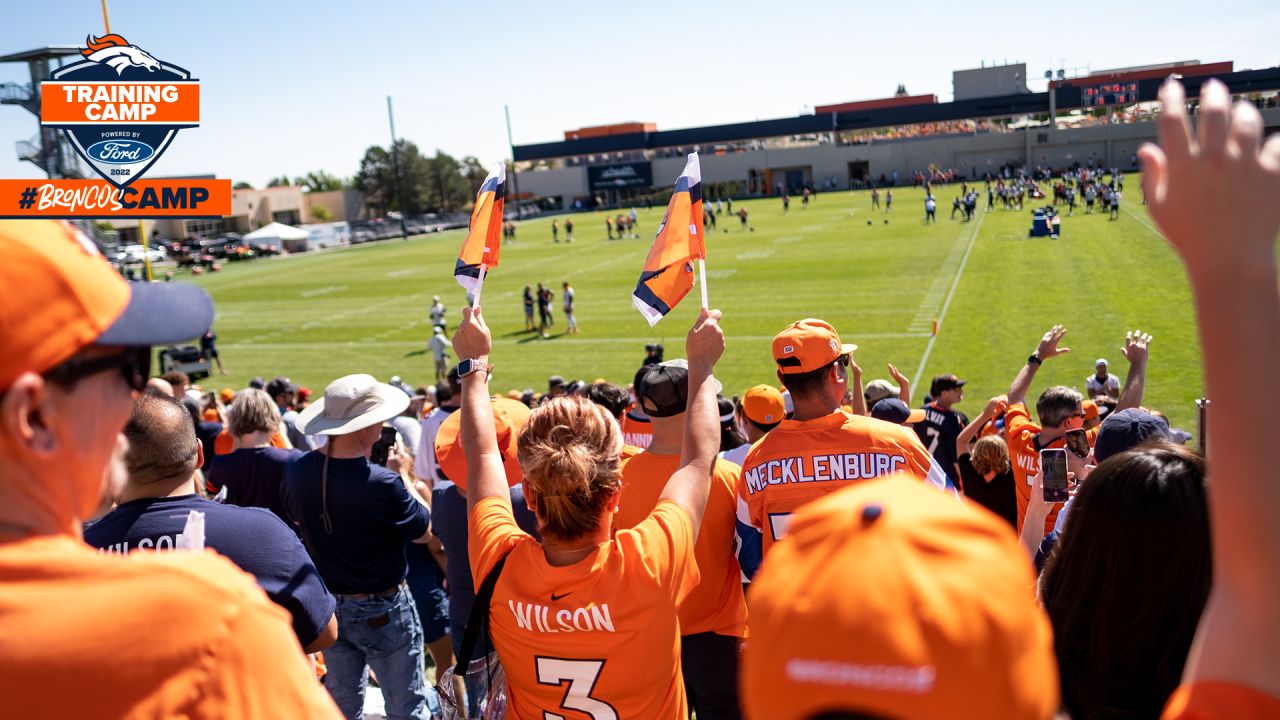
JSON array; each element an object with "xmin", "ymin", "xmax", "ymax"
[{"xmin": 80, "ymin": 34, "xmax": 161, "ymax": 75}]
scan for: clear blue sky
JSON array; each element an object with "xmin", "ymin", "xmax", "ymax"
[{"xmin": 2, "ymin": 1, "xmax": 1275, "ymax": 187}]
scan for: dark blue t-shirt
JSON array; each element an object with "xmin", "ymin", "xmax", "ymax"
[
  {"xmin": 195, "ymin": 421, "xmax": 222, "ymax": 473},
  {"xmin": 208, "ymin": 446, "xmax": 302, "ymax": 526},
  {"xmin": 83, "ymin": 494, "xmax": 335, "ymax": 647},
  {"xmin": 282, "ymin": 450, "xmax": 430, "ymax": 595},
  {"xmin": 432, "ymin": 483, "xmax": 539, "ymax": 655}
]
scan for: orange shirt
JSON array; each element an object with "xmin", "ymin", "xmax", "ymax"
[
  {"xmin": 617, "ymin": 451, "xmax": 747, "ymax": 637},
  {"xmin": 1162, "ymin": 682, "xmax": 1280, "ymax": 719},
  {"xmin": 620, "ymin": 410, "xmax": 653, "ymax": 449},
  {"xmin": 470, "ymin": 496, "xmax": 698, "ymax": 720},
  {"xmin": 619, "ymin": 444, "xmax": 644, "ymax": 461},
  {"xmin": 213, "ymin": 429, "xmax": 290, "ymax": 455},
  {"xmin": 0, "ymin": 535, "xmax": 340, "ymax": 719},
  {"xmin": 1003, "ymin": 403, "xmax": 1097, "ymax": 535},
  {"xmin": 738, "ymin": 411, "xmax": 946, "ymax": 555}
]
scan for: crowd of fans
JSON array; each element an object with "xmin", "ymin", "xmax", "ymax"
[{"xmin": 2, "ymin": 80, "xmax": 1279, "ymax": 720}]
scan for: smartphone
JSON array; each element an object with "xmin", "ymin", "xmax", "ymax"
[
  {"xmin": 369, "ymin": 425, "xmax": 399, "ymax": 467},
  {"xmin": 1041, "ymin": 448, "xmax": 1069, "ymax": 503},
  {"xmin": 1063, "ymin": 428, "xmax": 1090, "ymax": 458}
]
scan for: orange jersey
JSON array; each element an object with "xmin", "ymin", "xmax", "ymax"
[
  {"xmin": 1162, "ymin": 682, "xmax": 1280, "ymax": 720},
  {"xmin": 1004, "ymin": 403, "xmax": 1097, "ymax": 535},
  {"xmin": 620, "ymin": 410, "xmax": 653, "ymax": 449},
  {"xmin": 0, "ymin": 535, "xmax": 339, "ymax": 719},
  {"xmin": 470, "ymin": 496, "xmax": 698, "ymax": 719},
  {"xmin": 738, "ymin": 411, "xmax": 947, "ymax": 554},
  {"xmin": 616, "ymin": 451, "xmax": 747, "ymax": 637}
]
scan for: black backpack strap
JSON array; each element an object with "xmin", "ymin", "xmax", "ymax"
[{"xmin": 455, "ymin": 550, "xmax": 511, "ymax": 671}]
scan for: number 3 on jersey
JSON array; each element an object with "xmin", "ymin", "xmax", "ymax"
[{"xmin": 536, "ymin": 657, "xmax": 618, "ymax": 720}]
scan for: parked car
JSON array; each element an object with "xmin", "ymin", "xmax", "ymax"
[{"xmin": 114, "ymin": 244, "xmax": 166, "ymax": 264}]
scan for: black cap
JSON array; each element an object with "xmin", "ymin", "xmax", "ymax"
[
  {"xmin": 249, "ymin": 376, "xmax": 265, "ymax": 390},
  {"xmin": 635, "ymin": 360, "xmax": 690, "ymax": 418},
  {"xmin": 266, "ymin": 376, "xmax": 296, "ymax": 398},
  {"xmin": 548, "ymin": 375, "xmax": 566, "ymax": 390},
  {"xmin": 1094, "ymin": 408, "xmax": 1172, "ymax": 463},
  {"xmin": 870, "ymin": 398, "xmax": 926, "ymax": 425},
  {"xmin": 930, "ymin": 374, "xmax": 966, "ymax": 396}
]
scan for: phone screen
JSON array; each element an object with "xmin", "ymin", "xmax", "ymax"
[
  {"xmin": 1041, "ymin": 448, "xmax": 1069, "ymax": 503},
  {"xmin": 1064, "ymin": 429, "xmax": 1090, "ymax": 458}
]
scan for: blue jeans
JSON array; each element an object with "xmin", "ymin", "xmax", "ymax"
[{"xmin": 325, "ymin": 586, "xmax": 428, "ymax": 720}]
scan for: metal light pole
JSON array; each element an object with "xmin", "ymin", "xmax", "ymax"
[{"xmin": 387, "ymin": 96, "xmax": 408, "ymax": 239}]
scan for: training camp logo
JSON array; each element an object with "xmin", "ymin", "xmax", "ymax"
[{"xmin": 42, "ymin": 34, "xmax": 200, "ymax": 190}]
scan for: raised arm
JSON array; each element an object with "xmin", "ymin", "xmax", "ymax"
[
  {"xmin": 848, "ymin": 355, "xmax": 866, "ymax": 416},
  {"xmin": 1114, "ymin": 329, "xmax": 1152, "ymax": 411},
  {"xmin": 658, "ymin": 308, "xmax": 726, "ymax": 539},
  {"xmin": 1007, "ymin": 325, "xmax": 1069, "ymax": 406},
  {"xmin": 1139, "ymin": 78, "xmax": 1280, "ymax": 699},
  {"xmin": 955, "ymin": 395, "xmax": 1007, "ymax": 459},
  {"xmin": 888, "ymin": 363, "xmax": 911, "ymax": 404},
  {"xmin": 452, "ymin": 305, "xmax": 510, "ymax": 515}
]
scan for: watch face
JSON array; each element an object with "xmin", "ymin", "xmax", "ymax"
[{"xmin": 458, "ymin": 359, "xmax": 474, "ymax": 376}]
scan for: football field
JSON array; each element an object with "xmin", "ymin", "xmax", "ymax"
[{"xmin": 186, "ymin": 182, "xmax": 1204, "ymax": 434}]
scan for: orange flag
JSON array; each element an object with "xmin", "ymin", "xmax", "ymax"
[
  {"xmin": 455, "ymin": 162, "xmax": 505, "ymax": 295},
  {"xmin": 632, "ymin": 152, "xmax": 704, "ymax": 326}
]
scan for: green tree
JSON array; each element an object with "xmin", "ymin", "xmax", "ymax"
[
  {"xmin": 354, "ymin": 140, "xmax": 432, "ymax": 216},
  {"xmin": 294, "ymin": 170, "xmax": 346, "ymax": 193},
  {"xmin": 232, "ymin": 180, "xmax": 254, "ymax": 190},
  {"xmin": 460, "ymin": 156, "xmax": 489, "ymax": 197},
  {"xmin": 309, "ymin": 204, "xmax": 333, "ymax": 222},
  {"xmin": 266, "ymin": 176, "xmax": 291, "ymax": 187}
]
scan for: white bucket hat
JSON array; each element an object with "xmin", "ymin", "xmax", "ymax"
[{"xmin": 297, "ymin": 373, "xmax": 409, "ymax": 436}]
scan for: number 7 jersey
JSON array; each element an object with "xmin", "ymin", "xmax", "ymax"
[
  {"xmin": 469, "ymin": 496, "xmax": 699, "ymax": 719},
  {"xmin": 738, "ymin": 411, "xmax": 949, "ymax": 555}
]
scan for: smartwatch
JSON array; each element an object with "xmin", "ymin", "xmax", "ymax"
[
  {"xmin": 1027, "ymin": 354, "xmax": 1043, "ymax": 367},
  {"xmin": 458, "ymin": 358, "xmax": 493, "ymax": 380}
]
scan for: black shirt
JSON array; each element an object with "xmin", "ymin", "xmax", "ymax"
[
  {"xmin": 915, "ymin": 403, "xmax": 968, "ymax": 484},
  {"xmin": 282, "ymin": 450, "xmax": 430, "ymax": 594},
  {"xmin": 957, "ymin": 453, "xmax": 1018, "ymax": 530},
  {"xmin": 208, "ymin": 446, "xmax": 302, "ymax": 527}
]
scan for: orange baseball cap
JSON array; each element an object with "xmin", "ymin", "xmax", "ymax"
[
  {"xmin": 434, "ymin": 396, "xmax": 530, "ymax": 492},
  {"xmin": 219, "ymin": 387, "xmax": 236, "ymax": 404},
  {"xmin": 742, "ymin": 384, "xmax": 785, "ymax": 425},
  {"xmin": 772, "ymin": 318, "xmax": 858, "ymax": 375},
  {"xmin": 1082, "ymin": 399, "xmax": 1099, "ymax": 421},
  {"xmin": 0, "ymin": 220, "xmax": 213, "ymax": 390},
  {"xmin": 743, "ymin": 474, "xmax": 1057, "ymax": 720}
]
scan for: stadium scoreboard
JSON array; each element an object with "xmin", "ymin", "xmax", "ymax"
[{"xmin": 1083, "ymin": 82, "xmax": 1140, "ymax": 107}]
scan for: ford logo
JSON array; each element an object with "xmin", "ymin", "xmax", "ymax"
[{"xmin": 86, "ymin": 140, "xmax": 155, "ymax": 164}]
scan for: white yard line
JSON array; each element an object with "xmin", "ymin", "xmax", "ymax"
[
  {"xmin": 1122, "ymin": 205, "xmax": 1164, "ymax": 238},
  {"xmin": 911, "ymin": 210, "xmax": 987, "ymax": 390}
]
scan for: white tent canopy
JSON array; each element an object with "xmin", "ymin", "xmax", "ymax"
[{"xmin": 243, "ymin": 221, "xmax": 309, "ymax": 242}]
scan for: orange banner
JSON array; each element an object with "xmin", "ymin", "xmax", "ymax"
[
  {"xmin": 41, "ymin": 82, "xmax": 200, "ymax": 125},
  {"xmin": 0, "ymin": 179, "xmax": 231, "ymax": 218}
]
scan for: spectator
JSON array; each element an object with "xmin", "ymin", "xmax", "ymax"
[
  {"xmin": 1086, "ymin": 358, "xmax": 1121, "ymax": 398},
  {"xmin": 916, "ymin": 373, "xmax": 970, "ymax": 487},
  {"xmin": 869, "ymin": 397, "xmax": 925, "ymax": 425},
  {"xmin": 742, "ymin": 474, "xmax": 1056, "ymax": 719},
  {"xmin": 455, "ymin": 304, "xmax": 724, "ymax": 718},
  {"xmin": 282, "ymin": 374, "xmax": 433, "ymax": 719},
  {"xmin": 1134, "ymin": 77, "xmax": 1280, "ymax": 717},
  {"xmin": 584, "ymin": 381, "xmax": 644, "ymax": 459},
  {"xmin": 716, "ymin": 395, "xmax": 747, "ymax": 453},
  {"xmin": 955, "ymin": 395, "xmax": 1017, "ymax": 529},
  {"xmin": 85, "ymin": 392, "xmax": 337, "ymax": 653},
  {"xmin": 721, "ymin": 384, "xmax": 784, "ymax": 466},
  {"xmin": 623, "ymin": 360, "xmax": 747, "ymax": 720},
  {"xmin": 207, "ymin": 388, "xmax": 302, "ymax": 525},
  {"xmin": 547, "ymin": 374, "xmax": 567, "ymax": 398},
  {"xmin": 268, "ymin": 375, "xmax": 317, "ymax": 450},
  {"xmin": 738, "ymin": 319, "xmax": 947, "ymax": 556},
  {"xmin": 1040, "ymin": 442, "xmax": 1211, "ymax": 719},
  {"xmin": 414, "ymin": 367, "xmax": 460, "ymax": 488},
  {"xmin": 0, "ymin": 220, "xmax": 337, "ymax": 718}
]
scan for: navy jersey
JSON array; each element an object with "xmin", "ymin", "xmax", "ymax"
[{"xmin": 914, "ymin": 403, "xmax": 969, "ymax": 485}]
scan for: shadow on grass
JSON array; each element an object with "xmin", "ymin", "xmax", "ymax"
[
  {"xmin": 517, "ymin": 332, "xmax": 568, "ymax": 344},
  {"xmin": 402, "ymin": 349, "xmax": 427, "ymax": 358}
]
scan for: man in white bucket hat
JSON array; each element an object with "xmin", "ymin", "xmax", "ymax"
[{"xmin": 282, "ymin": 373, "xmax": 433, "ymax": 719}]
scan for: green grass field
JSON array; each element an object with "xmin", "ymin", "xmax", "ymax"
[{"xmin": 185, "ymin": 182, "xmax": 1204, "ymax": 433}]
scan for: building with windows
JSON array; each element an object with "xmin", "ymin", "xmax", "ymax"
[{"xmin": 512, "ymin": 60, "xmax": 1280, "ymax": 209}]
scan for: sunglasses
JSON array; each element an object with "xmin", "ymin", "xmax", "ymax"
[
  {"xmin": 43, "ymin": 346, "xmax": 151, "ymax": 393},
  {"xmin": 835, "ymin": 355, "xmax": 850, "ymax": 369}
]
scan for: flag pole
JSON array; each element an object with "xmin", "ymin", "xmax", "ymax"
[
  {"xmin": 698, "ymin": 258, "xmax": 708, "ymax": 309},
  {"xmin": 474, "ymin": 264, "xmax": 486, "ymax": 306}
]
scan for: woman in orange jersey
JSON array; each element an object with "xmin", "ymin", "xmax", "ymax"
[{"xmin": 453, "ymin": 303, "xmax": 725, "ymax": 719}]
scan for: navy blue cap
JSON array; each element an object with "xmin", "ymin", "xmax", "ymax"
[
  {"xmin": 870, "ymin": 398, "xmax": 926, "ymax": 425},
  {"xmin": 1094, "ymin": 408, "xmax": 1172, "ymax": 463},
  {"xmin": 96, "ymin": 282, "xmax": 213, "ymax": 347}
]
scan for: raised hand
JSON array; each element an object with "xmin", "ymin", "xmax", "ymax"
[
  {"xmin": 453, "ymin": 305, "xmax": 492, "ymax": 360},
  {"xmin": 887, "ymin": 363, "xmax": 908, "ymax": 387},
  {"xmin": 983, "ymin": 394, "xmax": 1009, "ymax": 419},
  {"xmin": 1121, "ymin": 329, "xmax": 1152, "ymax": 366},
  {"xmin": 686, "ymin": 308, "xmax": 725, "ymax": 373},
  {"xmin": 1137, "ymin": 79, "xmax": 1280, "ymax": 271},
  {"xmin": 1036, "ymin": 325, "xmax": 1070, "ymax": 360}
]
